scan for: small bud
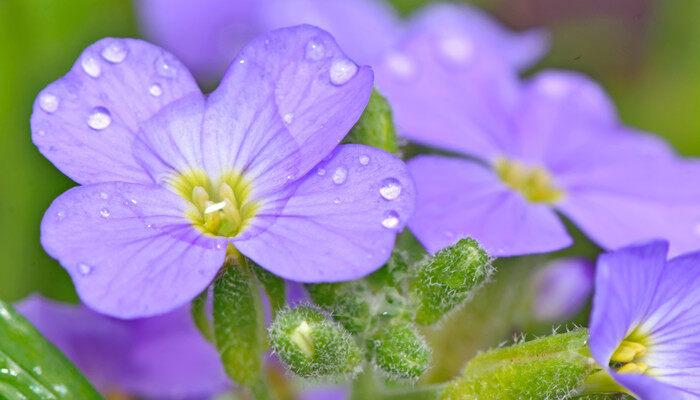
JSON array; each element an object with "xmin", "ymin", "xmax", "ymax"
[
  {"xmin": 269, "ymin": 306, "xmax": 361, "ymax": 378},
  {"xmin": 370, "ymin": 322, "xmax": 431, "ymax": 380},
  {"xmin": 411, "ymin": 238, "xmax": 492, "ymax": 325},
  {"xmin": 344, "ymin": 89, "xmax": 399, "ymax": 153},
  {"xmin": 306, "ymin": 282, "xmax": 371, "ymax": 334}
]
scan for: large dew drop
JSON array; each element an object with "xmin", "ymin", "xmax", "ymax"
[
  {"xmin": 332, "ymin": 166, "xmax": 348, "ymax": 184},
  {"xmin": 149, "ymin": 83, "xmax": 163, "ymax": 97},
  {"xmin": 329, "ymin": 59, "xmax": 358, "ymax": 86},
  {"xmin": 101, "ymin": 42, "xmax": 128, "ymax": 64},
  {"xmin": 39, "ymin": 93, "xmax": 59, "ymax": 113},
  {"xmin": 81, "ymin": 55, "xmax": 101, "ymax": 78},
  {"xmin": 87, "ymin": 107, "xmax": 112, "ymax": 130},
  {"xmin": 305, "ymin": 40, "xmax": 326, "ymax": 61},
  {"xmin": 379, "ymin": 178, "xmax": 402, "ymax": 200},
  {"xmin": 382, "ymin": 210, "xmax": 400, "ymax": 229}
]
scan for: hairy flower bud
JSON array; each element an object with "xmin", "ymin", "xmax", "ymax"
[
  {"xmin": 344, "ymin": 89, "xmax": 399, "ymax": 153},
  {"xmin": 370, "ymin": 322, "xmax": 431, "ymax": 380},
  {"xmin": 411, "ymin": 238, "xmax": 492, "ymax": 325},
  {"xmin": 306, "ymin": 282, "xmax": 372, "ymax": 334},
  {"xmin": 269, "ymin": 306, "xmax": 361, "ymax": 378}
]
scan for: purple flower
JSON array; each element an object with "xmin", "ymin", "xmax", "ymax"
[
  {"xmin": 16, "ymin": 295, "xmax": 229, "ymax": 399},
  {"xmin": 32, "ymin": 26, "xmax": 415, "ymax": 318},
  {"xmin": 377, "ymin": 32, "xmax": 700, "ymax": 257},
  {"xmin": 589, "ymin": 241, "xmax": 700, "ymax": 399},
  {"xmin": 531, "ymin": 257, "xmax": 594, "ymax": 322},
  {"xmin": 136, "ymin": 0, "xmax": 548, "ymax": 81},
  {"xmin": 300, "ymin": 386, "xmax": 348, "ymax": 400}
]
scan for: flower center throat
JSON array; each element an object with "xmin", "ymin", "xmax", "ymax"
[{"xmin": 494, "ymin": 158, "xmax": 564, "ymax": 204}]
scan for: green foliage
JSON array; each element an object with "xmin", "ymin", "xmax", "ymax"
[
  {"xmin": 411, "ymin": 238, "xmax": 493, "ymax": 325},
  {"xmin": 441, "ymin": 330, "xmax": 594, "ymax": 400},
  {"xmin": 344, "ymin": 89, "xmax": 399, "ymax": 153},
  {"xmin": 370, "ymin": 322, "xmax": 431, "ymax": 380},
  {"xmin": 213, "ymin": 264, "xmax": 266, "ymax": 388},
  {"xmin": 191, "ymin": 289, "xmax": 213, "ymax": 343},
  {"xmin": 269, "ymin": 306, "xmax": 361, "ymax": 378},
  {"xmin": 251, "ymin": 262, "xmax": 286, "ymax": 318},
  {"xmin": 306, "ymin": 282, "xmax": 372, "ymax": 335},
  {"xmin": 0, "ymin": 300, "xmax": 102, "ymax": 399}
]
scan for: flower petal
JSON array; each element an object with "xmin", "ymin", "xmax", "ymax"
[
  {"xmin": 408, "ymin": 3, "xmax": 549, "ymax": 69},
  {"xmin": 41, "ymin": 182, "xmax": 226, "ymax": 318},
  {"xmin": 235, "ymin": 144, "xmax": 414, "ymax": 282},
  {"xmin": 613, "ymin": 373, "xmax": 695, "ymax": 400},
  {"xmin": 205, "ymin": 24, "xmax": 373, "ymax": 180},
  {"xmin": 407, "ymin": 155, "xmax": 571, "ymax": 256},
  {"xmin": 376, "ymin": 32, "xmax": 520, "ymax": 161},
  {"xmin": 31, "ymin": 38, "xmax": 201, "ymax": 185},
  {"xmin": 532, "ymin": 258, "xmax": 594, "ymax": 322}
]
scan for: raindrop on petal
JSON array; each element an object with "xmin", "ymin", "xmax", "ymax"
[
  {"xmin": 99, "ymin": 208, "xmax": 111, "ymax": 218},
  {"xmin": 379, "ymin": 178, "xmax": 402, "ymax": 200},
  {"xmin": 381, "ymin": 210, "xmax": 400, "ymax": 229},
  {"xmin": 81, "ymin": 55, "xmax": 101, "ymax": 78},
  {"xmin": 359, "ymin": 155, "xmax": 370, "ymax": 165},
  {"xmin": 305, "ymin": 40, "xmax": 325, "ymax": 61},
  {"xmin": 329, "ymin": 59, "xmax": 358, "ymax": 86},
  {"xmin": 283, "ymin": 112, "xmax": 294, "ymax": 124},
  {"xmin": 77, "ymin": 263, "xmax": 93, "ymax": 275},
  {"xmin": 101, "ymin": 42, "xmax": 128, "ymax": 63},
  {"xmin": 149, "ymin": 83, "xmax": 163, "ymax": 97},
  {"xmin": 39, "ymin": 93, "xmax": 59, "ymax": 113},
  {"xmin": 332, "ymin": 166, "xmax": 348, "ymax": 184},
  {"xmin": 98, "ymin": 192, "xmax": 109, "ymax": 200},
  {"xmin": 317, "ymin": 168, "xmax": 326, "ymax": 176},
  {"xmin": 87, "ymin": 107, "xmax": 112, "ymax": 130},
  {"xmin": 333, "ymin": 198, "xmax": 341, "ymax": 204},
  {"xmin": 155, "ymin": 55, "xmax": 178, "ymax": 78},
  {"xmin": 56, "ymin": 210, "xmax": 66, "ymax": 220}
]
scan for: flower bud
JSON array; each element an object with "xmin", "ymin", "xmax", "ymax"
[
  {"xmin": 306, "ymin": 282, "xmax": 371, "ymax": 334},
  {"xmin": 370, "ymin": 322, "xmax": 431, "ymax": 380},
  {"xmin": 411, "ymin": 238, "xmax": 492, "ymax": 325},
  {"xmin": 269, "ymin": 306, "xmax": 361, "ymax": 378},
  {"xmin": 344, "ymin": 89, "xmax": 399, "ymax": 153}
]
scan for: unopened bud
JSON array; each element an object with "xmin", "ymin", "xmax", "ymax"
[
  {"xmin": 306, "ymin": 282, "xmax": 371, "ymax": 334},
  {"xmin": 370, "ymin": 322, "xmax": 431, "ymax": 380}
]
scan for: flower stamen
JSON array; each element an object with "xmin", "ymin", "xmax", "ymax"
[
  {"xmin": 610, "ymin": 330, "xmax": 651, "ymax": 375},
  {"xmin": 493, "ymin": 158, "xmax": 564, "ymax": 204}
]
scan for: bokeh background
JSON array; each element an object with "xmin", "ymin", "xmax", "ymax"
[{"xmin": 0, "ymin": 0, "xmax": 698, "ymax": 313}]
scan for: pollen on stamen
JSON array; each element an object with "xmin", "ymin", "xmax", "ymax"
[{"xmin": 493, "ymin": 157, "xmax": 564, "ymax": 204}]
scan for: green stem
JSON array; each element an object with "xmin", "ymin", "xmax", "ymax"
[
  {"xmin": 577, "ymin": 370, "xmax": 630, "ymax": 396},
  {"xmin": 191, "ymin": 289, "xmax": 214, "ymax": 343}
]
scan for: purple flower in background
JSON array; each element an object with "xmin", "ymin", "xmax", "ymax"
[
  {"xmin": 32, "ymin": 26, "xmax": 415, "ymax": 318},
  {"xmin": 301, "ymin": 387, "xmax": 348, "ymax": 400},
  {"xmin": 531, "ymin": 257, "xmax": 594, "ymax": 322},
  {"xmin": 16, "ymin": 295, "xmax": 229, "ymax": 399},
  {"xmin": 377, "ymin": 32, "xmax": 700, "ymax": 257},
  {"xmin": 589, "ymin": 241, "xmax": 700, "ymax": 399},
  {"xmin": 136, "ymin": 0, "xmax": 548, "ymax": 82}
]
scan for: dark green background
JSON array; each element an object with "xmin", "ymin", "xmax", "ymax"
[{"xmin": 0, "ymin": 0, "xmax": 698, "ymax": 303}]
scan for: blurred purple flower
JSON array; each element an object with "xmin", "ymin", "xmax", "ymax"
[
  {"xmin": 589, "ymin": 241, "xmax": 700, "ymax": 399},
  {"xmin": 531, "ymin": 257, "xmax": 594, "ymax": 322},
  {"xmin": 16, "ymin": 295, "xmax": 229, "ymax": 400},
  {"xmin": 32, "ymin": 26, "xmax": 415, "ymax": 318},
  {"xmin": 301, "ymin": 386, "xmax": 348, "ymax": 400},
  {"xmin": 377, "ymin": 32, "xmax": 700, "ymax": 257},
  {"xmin": 136, "ymin": 0, "xmax": 548, "ymax": 82}
]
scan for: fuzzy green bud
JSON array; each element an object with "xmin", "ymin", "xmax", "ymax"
[
  {"xmin": 411, "ymin": 238, "xmax": 492, "ymax": 325},
  {"xmin": 306, "ymin": 282, "xmax": 372, "ymax": 334},
  {"xmin": 269, "ymin": 306, "xmax": 361, "ymax": 378},
  {"xmin": 370, "ymin": 322, "xmax": 431, "ymax": 380},
  {"xmin": 441, "ymin": 329, "xmax": 594, "ymax": 400},
  {"xmin": 344, "ymin": 89, "xmax": 399, "ymax": 153}
]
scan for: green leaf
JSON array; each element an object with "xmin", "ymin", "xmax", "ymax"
[
  {"xmin": 191, "ymin": 289, "xmax": 214, "ymax": 343},
  {"xmin": 0, "ymin": 301, "xmax": 102, "ymax": 400},
  {"xmin": 213, "ymin": 263, "xmax": 266, "ymax": 389},
  {"xmin": 345, "ymin": 89, "xmax": 399, "ymax": 153},
  {"xmin": 251, "ymin": 262, "xmax": 286, "ymax": 319},
  {"xmin": 441, "ymin": 329, "xmax": 594, "ymax": 400}
]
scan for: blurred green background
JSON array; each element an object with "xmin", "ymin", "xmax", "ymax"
[{"xmin": 0, "ymin": 0, "xmax": 698, "ymax": 304}]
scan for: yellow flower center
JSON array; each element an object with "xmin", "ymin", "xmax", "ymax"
[
  {"xmin": 610, "ymin": 330, "xmax": 651, "ymax": 375},
  {"xmin": 493, "ymin": 158, "xmax": 564, "ymax": 204},
  {"xmin": 170, "ymin": 169, "xmax": 259, "ymax": 237}
]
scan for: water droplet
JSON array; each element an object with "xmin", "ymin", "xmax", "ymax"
[
  {"xmin": 283, "ymin": 112, "xmax": 294, "ymax": 124},
  {"xmin": 56, "ymin": 210, "xmax": 66, "ymax": 220},
  {"xmin": 155, "ymin": 55, "xmax": 178, "ymax": 78},
  {"xmin": 329, "ymin": 59, "xmax": 358, "ymax": 86},
  {"xmin": 130, "ymin": 198, "xmax": 138, "ymax": 205},
  {"xmin": 100, "ymin": 42, "xmax": 128, "ymax": 63},
  {"xmin": 146, "ymin": 223, "xmax": 154, "ymax": 229},
  {"xmin": 332, "ymin": 166, "xmax": 348, "ymax": 184},
  {"xmin": 359, "ymin": 155, "xmax": 370, "ymax": 165},
  {"xmin": 384, "ymin": 52, "xmax": 415, "ymax": 78},
  {"xmin": 77, "ymin": 263, "xmax": 93, "ymax": 275},
  {"xmin": 333, "ymin": 198, "xmax": 341, "ymax": 204},
  {"xmin": 39, "ymin": 93, "xmax": 59, "ymax": 113},
  {"xmin": 32, "ymin": 366, "xmax": 42, "ymax": 375},
  {"xmin": 439, "ymin": 36, "xmax": 475, "ymax": 64},
  {"xmin": 305, "ymin": 40, "xmax": 325, "ymax": 61},
  {"xmin": 98, "ymin": 191, "xmax": 109, "ymax": 200},
  {"xmin": 149, "ymin": 83, "xmax": 163, "ymax": 97},
  {"xmin": 317, "ymin": 168, "xmax": 326, "ymax": 176},
  {"xmin": 99, "ymin": 208, "xmax": 111, "ymax": 218},
  {"xmin": 382, "ymin": 210, "xmax": 400, "ymax": 229},
  {"xmin": 215, "ymin": 243, "xmax": 224, "ymax": 250},
  {"xmin": 239, "ymin": 58, "xmax": 246, "ymax": 64},
  {"xmin": 379, "ymin": 178, "xmax": 402, "ymax": 200},
  {"xmin": 87, "ymin": 107, "xmax": 112, "ymax": 130},
  {"xmin": 81, "ymin": 55, "xmax": 101, "ymax": 78},
  {"xmin": 37, "ymin": 129, "xmax": 47, "ymax": 136}
]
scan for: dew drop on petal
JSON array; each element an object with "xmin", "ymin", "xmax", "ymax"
[
  {"xmin": 283, "ymin": 112, "xmax": 294, "ymax": 124},
  {"xmin": 56, "ymin": 210, "xmax": 66, "ymax": 220},
  {"xmin": 439, "ymin": 36, "xmax": 475, "ymax": 64},
  {"xmin": 99, "ymin": 208, "xmax": 111, "ymax": 218},
  {"xmin": 238, "ymin": 58, "xmax": 246, "ymax": 64},
  {"xmin": 155, "ymin": 55, "xmax": 178, "ymax": 78},
  {"xmin": 98, "ymin": 191, "xmax": 109, "ymax": 200},
  {"xmin": 379, "ymin": 178, "xmax": 402, "ymax": 200},
  {"xmin": 81, "ymin": 55, "xmax": 101, "ymax": 78},
  {"xmin": 332, "ymin": 166, "xmax": 348, "ymax": 184},
  {"xmin": 87, "ymin": 107, "xmax": 112, "ymax": 130},
  {"xmin": 333, "ymin": 198, "xmax": 341, "ymax": 204},
  {"xmin": 130, "ymin": 198, "xmax": 138, "ymax": 205},
  {"xmin": 381, "ymin": 210, "xmax": 400, "ymax": 229},
  {"xmin": 329, "ymin": 59, "xmax": 358, "ymax": 86},
  {"xmin": 317, "ymin": 168, "xmax": 326, "ymax": 176},
  {"xmin": 149, "ymin": 83, "xmax": 163, "ymax": 97},
  {"xmin": 77, "ymin": 263, "xmax": 93, "ymax": 275},
  {"xmin": 359, "ymin": 155, "xmax": 370, "ymax": 165},
  {"xmin": 305, "ymin": 40, "xmax": 325, "ymax": 61},
  {"xmin": 100, "ymin": 42, "xmax": 128, "ymax": 64},
  {"xmin": 39, "ymin": 93, "xmax": 59, "ymax": 113}
]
